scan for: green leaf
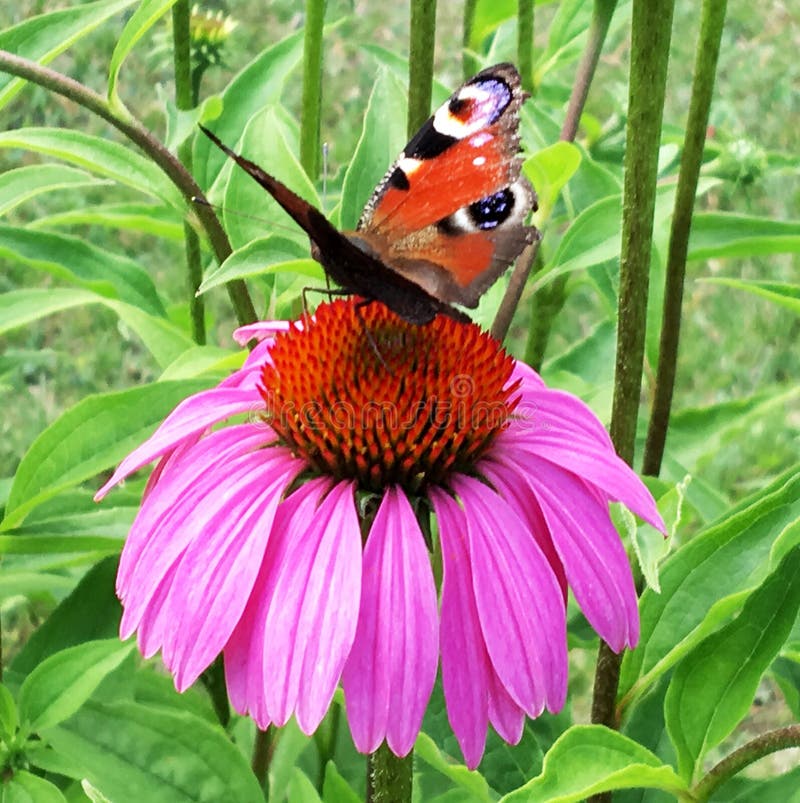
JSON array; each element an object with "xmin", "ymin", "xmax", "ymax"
[
  {"xmin": 414, "ymin": 733, "xmax": 492, "ymax": 801},
  {"xmin": 217, "ymin": 106, "xmax": 318, "ymax": 249},
  {"xmin": 499, "ymin": 726, "xmax": 686, "ymax": 802},
  {"xmin": 0, "ymin": 569, "xmax": 77, "ymax": 602},
  {"xmin": 688, "ymin": 212, "xmax": 800, "ymax": 260},
  {"xmin": 288, "ymin": 769, "xmax": 322, "ymax": 803},
  {"xmin": 322, "ymin": 762, "xmax": 361, "ymax": 803},
  {"xmin": 701, "ymin": 278, "xmax": 800, "ymax": 315},
  {"xmin": 0, "ymin": 770, "xmax": 67, "ymax": 803},
  {"xmin": 0, "ymin": 164, "xmax": 110, "ymax": 217},
  {"xmin": 158, "ymin": 346, "xmax": 242, "ymax": 382},
  {"xmin": 2, "ymin": 379, "xmax": 213, "ymax": 529},
  {"xmin": 340, "ymin": 68, "xmax": 408, "ymax": 231},
  {"xmin": 467, "ymin": 0, "xmax": 517, "ymax": 50},
  {"xmin": 0, "ymin": 0, "xmax": 138, "ymax": 110},
  {"xmin": 41, "ymin": 701, "xmax": 264, "ymax": 803},
  {"xmin": 0, "ymin": 226, "xmax": 165, "ymax": 315},
  {"xmin": 0, "ymin": 683, "xmax": 18, "ymax": 740},
  {"xmin": 12, "ymin": 558, "xmax": 121, "ymax": 676},
  {"xmin": 523, "ymin": 142, "xmax": 582, "ymax": 222},
  {"xmin": 535, "ymin": 0, "xmax": 592, "ymax": 83},
  {"xmin": 0, "ymin": 129, "xmax": 184, "ymax": 209},
  {"xmin": 665, "ymin": 545, "xmax": 800, "ymax": 781},
  {"xmin": 193, "ymin": 31, "xmax": 305, "ymax": 187},
  {"xmin": 0, "ymin": 290, "xmax": 195, "ymax": 368},
  {"xmin": 29, "ymin": 202, "xmax": 184, "ymax": 241},
  {"xmin": 19, "ymin": 640, "xmax": 133, "ymax": 732},
  {"xmin": 198, "ymin": 235, "xmax": 316, "ymax": 293},
  {"xmin": 108, "ymin": 0, "xmax": 179, "ymax": 109},
  {"xmin": 619, "ymin": 467, "xmax": 800, "ymax": 709}
]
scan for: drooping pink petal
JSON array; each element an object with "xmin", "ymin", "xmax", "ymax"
[
  {"xmin": 116, "ymin": 424, "xmax": 268, "ymax": 602},
  {"xmin": 478, "ymin": 457, "xmax": 567, "ymax": 599},
  {"xmin": 487, "ymin": 669, "xmax": 525, "ymax": 746},
  {"xmin": 94, "ymin": 386, "xmax": 265, "ymax": 499},
  {"xmin": 261, "ymin": 480, "xmax": 362, "ymax": 733},
  {"xmin": 224, "ymin": 478, "xmax": 333, "ymax": 729},
  {"xmin": 429, "ymin": 488, "xmax": 491, "ymax": 769},
  {"xmin": 233, "ymin": 320, "xmax": 291, "ymax": 345},
  {"xmin": 342, "ymin": 486, "xmax": 439, "ymax": 757},
  {"xmin": 508, "ymin": 450, "xmax": 640, "ymax": 651},
  {"xmin": 509, "ymin": 359, "xmax": 546, "ymax": 390},
  {"xmin": 498, "ymin": 427, "xmax": 665, "ymax": 532},
  {"xmin": 451, "ymin": 475, "xmax": 568, "ymax": 716},
  {"xmin": 120, "ymin": 443, "xmax": 304, "ymax": 689}
]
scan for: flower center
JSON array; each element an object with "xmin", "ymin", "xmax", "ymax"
[{"xmin": 259, "ymin": 299, "xmax": 519, "ymax": 493}]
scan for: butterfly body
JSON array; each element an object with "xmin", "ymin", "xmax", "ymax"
[{"xmin": 200, "ymin": 62, "xmax": 537, "ymax": 324}]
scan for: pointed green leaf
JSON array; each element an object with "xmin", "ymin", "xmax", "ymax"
[
  {"xmin": 340, "ymin": 68, "xmax": 408, "ymax": 230},
  {"xmin": 108, "ymin": 0, "xmax": 179, "ymax": 109},
  {"xmin": 0, "ymin": 164, "xmax": 110, "ymax": 216},
  {"xmin": 665, "ymin": 545, "xmax": 800, "ymax": 781},
  {"xmin": 0, "ymin": 684, "xmax": 18, "ymax": 740},
  {"xmin": 41, "ymin": 701, "xmax": 263, "ymax": 803},
  {"xmin": 0, "ymin": 770, "xmax": 67, "ymax": 803},
  {"xmin": 0, "ymin": 0, "xmax": 138, "ymax": 110},
  {"xmin": 322, "ymin": 762, "xmax": 361, "ymax": 803},
  {"xmin": 688, "ymin": 213, "xmax": 800, "ymax": 260},
  {"xmin": 0, "ymin": 129, "xmax": 184, "ymax": 209},
  {"xmin": 500, "ymin": 726, "xmax": 686, "ymax": 802},
  {"xmin": 415, "ymin": 732, "xmax": 492, "ymax": 801},
  {"xmin": 2, "ymin": 379, "xmax": 213, "ymax": 529},
  {"xmin": 701, "ymin": 278, "xmax": 800, "ymax": 315},
  {"xmin": 19, "ymin": 640, "xmax": 133, "ymax": 732},
  {"xmin": 523, "ymin": 141, "xmax": 582, "ymax": 222}
]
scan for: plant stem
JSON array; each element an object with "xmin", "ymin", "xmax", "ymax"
[
  {"xmin": 692, "ymin": 725, "xmax": 800, "ymax": 802},
  {"xmin": 589, "ymin": 1, "xmax": 675, "ymax": 799},
  {"xmin": 517, "ymin": 0, "xmax": 534, "ymax": 93},
  {"xmin": 492, "ymin": 0, "xmax": 616, "ymax": 344},
  {"xmin": 561, "ymin": 0, "xmax": 618, "ymax": 141},
  {"xmin": 408, "ymin": 0, "xmax": 437, "ymax": 137},
  {"xmin": 251, "ymin": 726, "xmax": 276, "ymax": 790},
  {"xmin": 642, "ymin": 0, "xmax": 728, "ymax": 477},
  {"xmin": 172, "ymin": 0, "xmax": 206, "ymax": 344},
  {"xmin": 366, "ymin": 743, "xmax": 413, "ymax": 803},
  {"xmin": 299, "ymin": 0, "xmax": 327, "ymax": 179},
  {"xmin": 462, "ymin": 0, "xmax": 479, "ymax": 79},
  {"xmin": 0, "ymin": 49, "xmax": 257, "ymax": 326}
]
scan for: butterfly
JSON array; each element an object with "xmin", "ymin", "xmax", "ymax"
[{"xmin": 199, "ymin": 62, "xmax": 537, "ymax": 326}]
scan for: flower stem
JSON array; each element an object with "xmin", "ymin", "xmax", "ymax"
[
  {"xmin": 251, "ymin": 726, "xmax": 276, "ymax": 789},
  {"xmin": 642, "ymin": 0, "xmax": 728, "ymax": 477},
  {"xmin": 299, "ymin": 0, "xmax": 327, "ymax": 179},
  {"xmin": 367, "ymin": 743, "xmax": 413, "ymax": 803},
  {"xmin": 408, "ymin": 0, "xmax": 437, "ymax": 137},
  {"xmin": 589, "ymin": 1, "xmax": 675, "ymax": 799},
  {"xmin": 560, "ymin": 0, "xmax": 618, "ymax": 141},
  {"xmin": 172, "ymin": 0, "xmax": 206, "ymax": 345},
  {"xmin": 0, "ymin": 49, "xmax": 257, "ymax": 327},
  {"xmin": 517, "ymin": 0, "xmax": 534, "ymax": 94},
  {"xmin": 692, "ymin": 725, "xmax": 800, "ymax": 802},
  {"xmin": 462, "ymin": 0, "xmax": 479, "ymax": 78}
]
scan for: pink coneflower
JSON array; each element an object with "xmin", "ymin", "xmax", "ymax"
[{"xmin": 96, "ymin": 299, "xmax": 664, "ymax": 769}]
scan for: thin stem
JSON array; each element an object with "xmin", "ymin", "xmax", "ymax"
[
  {"xmin": 589, "ymin": 1, "xmax": 675, "ymax": 799},
  {"xmin": 517, "ymin": 0, "xmax": 534, "ymax": 94},
  {"xmin": 462, "ymin": 0, "xmax": 479, "ymax": 79},
  {"xmin": 0, "ymin": 49, "xmax": 257, "ymax": 326},
  {"xmin": 172, "ymin": 0, "xmax": 206, "ymax": 344},
  {"xmin": 408, "ymin": 0, "xmax": 437, "ymax": 137},
  {"xmin": 523, "ymin": 271, "xmax": 567, "ymax": 370},
  {"xmin": 642, "ymin": 0, "xmax": 728, "ymax": 477},
  {"xmin": 299, "ymin": 0, "xmax": 327, "ymax": 179},
  {"xmin": 251, "ymin": 726, "xmax": 276, "ymax": 790},
  {"xmin": 692, "ymin": 725, "xmax": 800, "ymax": 802},
  {"xmin": 561, "ymin": 0, "xmax": 618, "ymax": 141},
  {"xmin": 490, "ymin": 240, "xmax": 539, "ymax": 342},
  {"xmin": 366, "ymin": 743, "xmax": 413, "ymax": 803}
]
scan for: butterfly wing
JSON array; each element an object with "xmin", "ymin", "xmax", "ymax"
[{"xmin": 353, "ymin": 63, "xmax": 537, "ymax": 308}]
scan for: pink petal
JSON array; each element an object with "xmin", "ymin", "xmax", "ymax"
[
  {"xmin": 451, "ymin": 475, "xmax": 567, "ymax": 716},
  {"xmin": 509, "ymin": 359, "xmax": 546, "ymax": 390},
  {"xmin": 233, "ymin": 320, "xmax": 291, "ymax": 345},
  {"xmin": 479, "ymin": 457, "xmax": 568, "ymax": 599},
  {"xmin": 429, "ymin": 488, "xmax": 491, "ymax": 769},
  {"xmin": 95, "ymin": 386, "xmax": 264, "ymax": 499},
  {"xmin": 261, "ymin": 480, "xmax": 362, "ymax": 733},
  {"xmin": 120, "ymin": 443, "xmax": 303, "ymax": 689},
  {"xmin": 487, "ymin": 670, "xmax": 525, "ymax": 745},
  {"xmin": 499, "ymin": 428, "xmax": 665, "ymax": 532},
  {"xmin": 342, "ymin": 486, "xmax": 439, "ymax": 757},
  {"xmin": 514, "ymin": 451, "xmax": 640, "ymax": 651}
]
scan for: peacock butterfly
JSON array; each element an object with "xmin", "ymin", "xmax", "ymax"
[{"xmin": 199, "ymin": 62, "xmax": 537, "ymax": 325}]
